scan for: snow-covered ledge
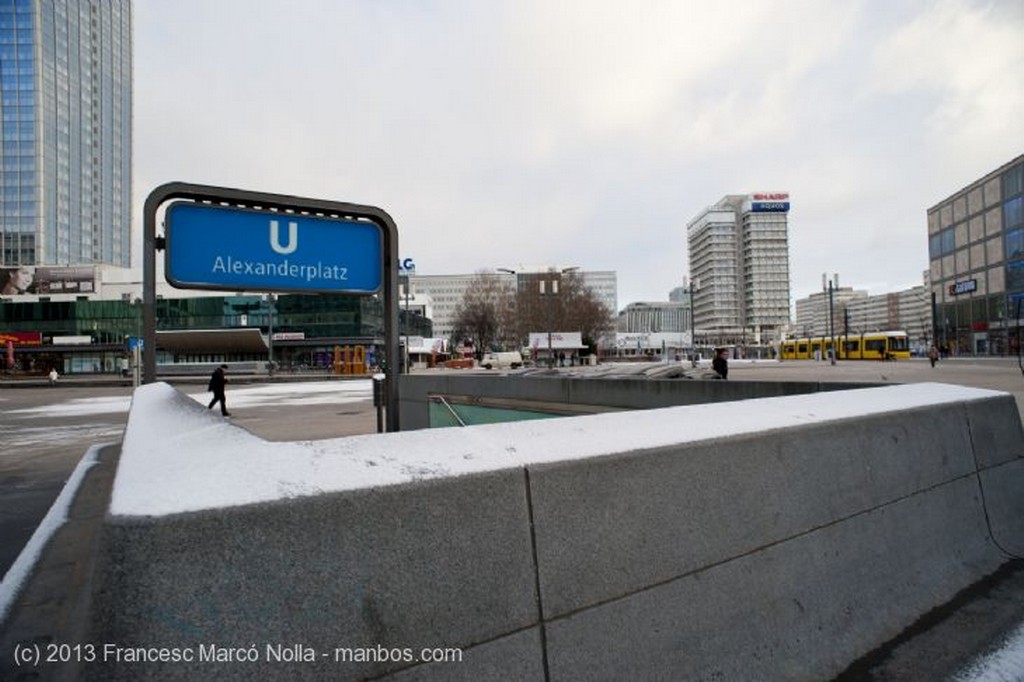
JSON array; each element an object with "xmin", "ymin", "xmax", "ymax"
[
  {"xmin": 88, "ymin": 381, "xmax": 1024, "ymax": 681},
  {"xmin": 114, "ymin": 381, "xmax": 1004, "ymax": 517}
]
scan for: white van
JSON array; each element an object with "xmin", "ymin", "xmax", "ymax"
[{"xmin": 481, "ymin": 351, "xmax": 524, "ymax": 370}]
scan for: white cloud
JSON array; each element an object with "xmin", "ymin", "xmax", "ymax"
[
  {"xmin": 870, "ymin": 0, "xmax": 1024, "ymax": 162},
  {"xmin": 133, "ymin": 0, "xmax": 1023, "ymax": 307}
]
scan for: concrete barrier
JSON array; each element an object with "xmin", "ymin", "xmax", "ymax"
[
  {"xmin": 82, "ymin": 381, "xmax": 1023, "ymax": 680},
  {"xmin": 397, "ymin": 374, "xmax": 873, "ymax": 430}
]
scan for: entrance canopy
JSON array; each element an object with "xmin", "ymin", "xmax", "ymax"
[{"xmin": 156, "ymin": 328, "xmax": 268, "ymax": 355}]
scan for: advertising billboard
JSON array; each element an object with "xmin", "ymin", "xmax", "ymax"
[
  {"xmin": 0, "ymin": 266, "xmax": 97, "ymax": 296},
  {"xmin": 0, "ymin": 331, "xmax": 43, "ymax": 345}
]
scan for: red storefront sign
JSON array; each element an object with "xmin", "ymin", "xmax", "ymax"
[{"xmin": 0, "ymin": 331, "xmax": 43, "ymax": 345}]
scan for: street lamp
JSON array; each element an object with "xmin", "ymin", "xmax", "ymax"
[
  {"xmin": 685, "ymin": 278, "xmax": 699, "ymax": 361},
  {"xmin": 399, "ymin": 275, "xmax": 410, "ymax": 373},
  {"xmin": 266, "ymin": 294, "xmax": 276, "ymax": 376},
  {"xmin": 823, "ymin": 273, "xmax": 838, "ymax": 365}
]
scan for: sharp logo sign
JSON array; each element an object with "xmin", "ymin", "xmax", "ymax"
[{"xmin": 750, "ymin": 192, "xmax": 790, "ymax": 213}]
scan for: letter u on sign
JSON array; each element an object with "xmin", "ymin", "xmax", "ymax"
[{"xmin": 270, "ymin": 220, "xmax": 298, "ymax": 255}]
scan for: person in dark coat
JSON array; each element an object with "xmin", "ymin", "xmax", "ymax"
[
  {"xmin": 712, "ymin": 347, "xmax": 729, "ymax": 380},
  {"xmin": 207, "ymin": 364, "xmax": 231, "ymax": 416}
]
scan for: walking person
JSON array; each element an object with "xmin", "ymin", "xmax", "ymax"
[
  {"xmin": 48, "ymin": 367, "xmax": 58, "ymax": 386},
  {"xmin": 928, "ymin": 345, "xmax": 939, "ymax": 368},
  {"xmin": 207, "ymin": 364, "xmax": 231, "ymax": 416},
  {"xmin": 712, "ymin": 347, "xmax": 729, "ymax": 380}
]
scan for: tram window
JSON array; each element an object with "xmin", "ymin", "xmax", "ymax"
[
  {"xmin": 890, "ymin": 336, "xmax": 909, "ymax": 351},
  {"xmin": 798, "ymin": 343, "xmax": 808, "ymax": 353},
  {"xmin": 845, "ymin": 340, "xmax": 860, "ymax": 352},
  {"xmin": 865, "ymin": 339, "xmax": 886, "ymax": 353}
]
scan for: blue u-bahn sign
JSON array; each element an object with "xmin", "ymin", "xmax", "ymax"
[{"xmin": 165, "ymin": 202, "xmax": 383, "ymax": 294}]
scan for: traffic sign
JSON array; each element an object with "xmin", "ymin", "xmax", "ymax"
[{"xmin": 165, "ymin": 202, "xmax": 383, "ymax": 294}]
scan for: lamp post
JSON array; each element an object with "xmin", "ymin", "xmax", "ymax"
[
  {"xmin": 267, "ymin": 294, "xmax": 276, "ymax": 376},
  {"xmin": 686, "ymin": 278, "xmax": 699, "ymax": 362},
  {"xmin": 399, "ymin": 275, "xmax": 410, "ymax": 373},
  {"xmin": 823, "ymin": 273, "xmax": 837, "ymax": 365}
]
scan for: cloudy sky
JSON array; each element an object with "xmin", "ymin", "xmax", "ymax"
[{"xmin": 132, "ymin": 0, "xmax": 1024, "ymax": 308}]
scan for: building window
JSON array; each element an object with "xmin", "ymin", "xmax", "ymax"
[
  {"xmin": 1007, "ymin": 260, "xmax": 1024, "ymax": 292},
  {"xmin": 1005, "ymin": 196, "xmax": 1023, "ymax": 231},
  {"xmin": 1007, "ymin": 228, "xmax": 1024, "ymax": 261},
  {"xmin": 1003, "ymin": 164, "xmax": 1024, "ymax": 199},
  {"xmin": 940, "ymin": 228, "xmax": 955, "ymax": 256}
]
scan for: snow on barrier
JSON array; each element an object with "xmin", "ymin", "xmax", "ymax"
[{"xmin": 84, "ymin": 381, "xmax": 1024, "ymax": 680}]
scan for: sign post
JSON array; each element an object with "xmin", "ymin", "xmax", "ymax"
[{"xmin": 143, "ymin": 182, "xmax": 401, "ymax": 431}]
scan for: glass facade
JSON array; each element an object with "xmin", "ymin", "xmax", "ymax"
[
  {"xmin": 0, "ymin": 0, "xmax": 132, "ymax": 268},
  {"xmin": 0, "ymin": 293, "xmax": 433, "ymax": 374},
  {"xmin": 929, "ymin": 155, "xmax": 1024, "ymax": 356}
]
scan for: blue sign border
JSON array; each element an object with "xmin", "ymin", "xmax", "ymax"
[{"xmin": 164, "ymin": 202, "xmax": 384, "ymax": 294}]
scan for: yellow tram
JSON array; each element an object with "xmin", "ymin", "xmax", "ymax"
[{"xmin": 779, "ymin": 331, "xmax": 911, "ymax": 361}]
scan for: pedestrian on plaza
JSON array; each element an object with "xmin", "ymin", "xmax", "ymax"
[
  {"xmin": 207, "ymin": 364, "xmax": 231, "ymax": 416},
  {"xmin": 712, "ymin": 347, "xmax": 729, "ymax": 380},
  {"xmin": 928, "ymin": 345, "xmax": 939, "ymax": 368},
  {"xmin": 48, "ymin": 367, "xmax": 58, "ymax": 386}
]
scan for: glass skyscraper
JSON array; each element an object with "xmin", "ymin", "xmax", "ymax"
[{"xmin": 0, "ymin": 0, "xmax": 131, "ymax": 268}]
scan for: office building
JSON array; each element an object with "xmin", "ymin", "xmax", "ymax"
[
  {"xmin": 794, "ymin": 284, "xmax": 868, "ymax": 337},
  {"xmin": 686, "ymin": 193, "xmax": 791, "ymax": 346},
  {"xmin": 0, "ymin": 0, "xmax": 133, "ymax": 268},
  {"xmin": 0, "ymin": 266, "xmax": 432, "ymax": 374},
  {"xmin": 844, "ymin": 285, "xmax": 930, "ymax": 348},
  {"xmin": 618, "ymin": 301, "xmax": 689, "ymax": 334},
  {"xmin": 928, "ymin": 154, "xmax": 1024, "ymax": 355},
  {"xmin": 794, "ymin": 281, "xmax": 931, "ymax": 350}
]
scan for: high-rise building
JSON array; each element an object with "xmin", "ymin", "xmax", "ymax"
[
  {"xmin": 0, "ymin": 0, "xmax": 132, "ymax": 268},
  {"xmin": 686, "ymin": 193, "xmax": 791, "ymax": 345}
]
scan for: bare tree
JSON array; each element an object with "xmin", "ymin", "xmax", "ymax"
[
  {"xmin": 453, "ymin": 269, "xmax": 615, "ymax": 358},
  {"xmin": 558, "ymin": 271, "xmax": 615, "ymax": 350},
  {"xmin": 510, "ymin": 270, "xmax": 615, "ymax": 352},
  {"xmin": 451, "ymin": 272, "xmax": 516, "ymax": 357}
]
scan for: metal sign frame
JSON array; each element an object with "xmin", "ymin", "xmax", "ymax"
[{"xmin": 143, "ymin": 182, "xmax": 401, "ymax": 431}]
